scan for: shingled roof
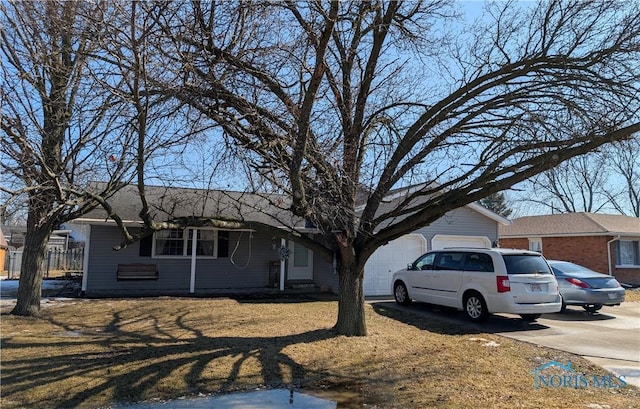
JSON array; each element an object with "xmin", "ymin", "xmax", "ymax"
[
  {"xmin": 77, "ymin": 182, "xmax": 510, "ymax": 230},
  {"xmin": 499, "ymin": 212, "xmax": 640, "ymax": 237},
  {"xmin": 78, "ymin": 184, "xmax": 303, "ymax": 228}
]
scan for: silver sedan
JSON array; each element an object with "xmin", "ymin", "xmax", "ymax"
[{"xmin": 547, "ymin": 260, "xmax": 626, "ymax": 313}]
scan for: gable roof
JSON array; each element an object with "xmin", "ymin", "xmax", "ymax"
[
  {"xmin": 499, "ymin": 212, "xmax": 640, "ymax": 238},
  {"xmin": 372, "ymin": 184, "xmax": 511, "ymax": 226}
]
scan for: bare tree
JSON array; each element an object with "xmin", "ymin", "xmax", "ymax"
[
  {"xmin": 1, "ymin": 0, "xmax": 219, "ymax": 316},
  {"xmin": 92, "ymin": 1, "xmax": 221, "ymax": 246},
  {"xmin": 604, "ymin": 136, "xmax": 640, "ymax": 216},
  {"xmin": 137, "ymin": 0, "xmax": 640, "ymax": 336},
  {"xmin": 517, "ymin": 134, "xmax": 640, "ymax": 216},
  {"xmin": 0, "ymin": 193, "xmax": 27, "ymax": 226},
  {"xmin": 0, "ymin": 1, "xmax": 136, "ymax": 315},
  {"xmin": 523, "ymin": 153, "xmax": 611, "ymax": 213}
]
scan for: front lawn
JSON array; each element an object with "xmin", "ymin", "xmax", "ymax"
[{"xmin": 1, "ymin": 297, "xmax": 638, "ymax": 408}]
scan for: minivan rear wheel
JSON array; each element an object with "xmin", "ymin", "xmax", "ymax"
[
  {"xmin": 394, "ymin": 282, "xmax": 411, "ymax": 305},
  {"xmin": 464, "ymin": 292, "xmax": 489, "ymax": 322}
]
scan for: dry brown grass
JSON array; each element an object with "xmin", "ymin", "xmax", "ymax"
[
  {"xmin": 625, "ymin": 288, "xmax": 640, "ymax": 302},
  {"xmin": 1, "ymin": 297, "xmax": 638, "ymax": 409}
]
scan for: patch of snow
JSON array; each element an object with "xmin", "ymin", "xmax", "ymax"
[
  {"xmin": 105, "ymin": 389, "xmax": 337, "ymax": 409},
  {"xmin": 0, "ymin": 278, "xmax": 76, "ymax": 297},
  {"xmin": 585, "ymin": 404, "xmax": 611, "ymax": 409},
  {"xmin": 467, "ymin": 337, "xmax": 489, "ymax": 342}
]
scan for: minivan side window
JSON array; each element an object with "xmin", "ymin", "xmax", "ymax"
[
  {"xmin": 502, "ymin": 255, "xmax": 552, "ymax": 274},
  {"xmin": 463, "ymin": 253, "xmax": 494, "ymax": 272},
  {"xmin": 434, "ymin": 252, "xmax": 464, "ymax": 271},
  {"xmin": 413, "ymin": 252, "xmax": 436, "ymax": 270}
]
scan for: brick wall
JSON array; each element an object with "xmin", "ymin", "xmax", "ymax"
[
  {"xmin": 613, "ymin": 267, "xmax": 640, "ymax": 285},
  {"xmin": 499, "ymin": 235, "xmax": 640, "ymax": 285},
  {"xmin": 541, "ymin": 236, "xmax": 611, "ymax": 272},
  {"xmin": 499, "ymin": 238, "xmax": 528, "ymax": 251}
]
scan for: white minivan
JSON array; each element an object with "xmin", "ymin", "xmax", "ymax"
[{"xmin": 392, "ymin": 248, "xmax": 562, "ymax": 322}]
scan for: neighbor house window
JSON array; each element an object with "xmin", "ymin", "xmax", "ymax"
[
  {"xmin": 528, "ymin": 238, "xmax": 542, "ymax": 253},
  {"xmin": 616, "ymin": 240, "xmax": 640, "ymax": 266},
  {"xmin": 153, "ymin": 228, "xmax": 217, "ymax": 258}
]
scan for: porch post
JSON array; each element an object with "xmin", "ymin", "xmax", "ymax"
[
  {"xmin": 279, "ymin": 238, "xmax": 286, "ymax": 291},
  {"xmin": 190, "ymin": 229, "xmax": 197, "ymax": 293}
]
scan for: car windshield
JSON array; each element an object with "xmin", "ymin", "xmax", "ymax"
[{"xmin": 503, "ymin": 255, "xmax": 552, "ymax": 275}]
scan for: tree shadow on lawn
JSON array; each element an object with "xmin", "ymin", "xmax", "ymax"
[
  {"xmin": 371, "ymin": 301, "xmax": 549, "ymax": 335},
  {"xmin": 230, "ymin": 292, "xmax": 339, "ymax": 304},
  {"xmin": 1, "ymin": 310, "xmax": 342, "ymax": 408}
]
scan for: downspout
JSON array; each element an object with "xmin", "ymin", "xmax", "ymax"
[
  {"xmin": 607, "ymin": 235, "xmax": 621, "ymax": 276},
  {"xmin": 190, "ymin": 229, "xmax": 197, "ymax": 293},
  {"xmin": 80, "ymin": 225, "xmax": 91, "ymax": 295},
  {"xmin": 279, "ymin": 238, "xmax": 286, "ymax": 291}
]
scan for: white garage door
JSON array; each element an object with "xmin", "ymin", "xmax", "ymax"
[
  {"xmin": 431, "ymin": 234, "xmax": 491, "ymax": 250},
  {"xmin": 364, "ymin": 234, "xmax": 426, "ymax": 296}
]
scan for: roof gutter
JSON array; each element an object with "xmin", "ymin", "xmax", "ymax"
[{"xmin": 607, "ymin": 235, "xmax": 621, "ymax": 276}]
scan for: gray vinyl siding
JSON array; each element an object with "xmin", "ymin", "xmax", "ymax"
[
  {"xmin": 85, "ymin": 206, "xmax": 496, "ymax": 296},
  {"xmin": 195, "ymin": 230, "xmax": 279, "ymax": 289},
  {"xmin": 325, "ymin": 207, "xmax": 499, "ymax": 296},
  {"xmin": 413, "ymin": 207, "xmax": 499, "ymax": 250},
  {"xmin": 85, "ymin": 225, "xmax": 184, "ymax": 295},
  {"xmin": 313, "ymin": 254, "xmax": 338, "ymax": 293},
  {"xmin": 86, "ymin": 225, "xmax": 282, "ymax": 295}
]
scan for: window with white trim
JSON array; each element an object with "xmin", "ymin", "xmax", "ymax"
[
  {"xmin": 155, "ymin": 229, "xmax": 184, "ymax": 256},
  {"xmin": 187, "ymin": 229, "xmax": 215, "ymax": 256},
  {"xmin": 528, "ymin": 237, "xmax": 542, "ymax": 253},
  {"xmin": 153, "ymin": 228, "xmax": 218, "ymax": 258},
  {"xmin": 615, "ymin": 240, "xmax": 640, "ymax": 266}
]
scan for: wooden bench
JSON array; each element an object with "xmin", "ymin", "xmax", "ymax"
[{"xmin": 116, "ymin": 264, "xmax": 158, "ymax": 280}]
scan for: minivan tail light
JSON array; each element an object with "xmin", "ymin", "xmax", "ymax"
[
  {"xmin": 565, "ymin": 278, "xmax": 591, "ymax": 288},
  {"xmin": 496, "ymin": 276, "xmax": 511, "ymax": 293}
]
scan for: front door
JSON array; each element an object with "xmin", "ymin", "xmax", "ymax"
[{"xmin": 288, "ymin": 241, "xmax": 313, "ymax": 280}]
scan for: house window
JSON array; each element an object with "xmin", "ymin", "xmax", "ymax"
[
  {"xmin": 155, "ymin": 229, "xmax": 185, "ymax": 256},
  {"xmin": 187, "ymin": 229, "xmax": 215, "ymax": 256},
  {"xmin": 616, "ymin": 240, "xmax": 640, "ymax": 266},
  {"xmin": 153, "ymin": 228, "xmax": 217, "ymax": 258},
  {"xmin": 292, "ymin": 242, "xmax": 309, "ymax": 267},
  {"xmin": 528, "ymin": 238, "xmax": 542, "ymax": 253}
]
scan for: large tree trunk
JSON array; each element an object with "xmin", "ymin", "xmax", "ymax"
[
  {"xmin": 334, "ymin": 264, "xmax": 367, "ymax": 336},
  {"xmin": 11, "ymin": 205, "xmax": 53, "ymax": 316}
]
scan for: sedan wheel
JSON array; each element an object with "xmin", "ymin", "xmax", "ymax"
[
  {"xmin": 559, "ymin": 296, "xmax": 567, "ymax": 313},
  {"xmin": 394, "ymin": 282, "xmax": 411, "ymax": 305},
  {"xmin": 464, "ymin": 292, "xmax": 489, "ymax": 322}
]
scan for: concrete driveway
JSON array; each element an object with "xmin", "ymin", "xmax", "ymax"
[
  {"xmin": 498, "ymin": 303, "xmax": 640, "ymax": 387},
  {"xmin": 372, "ymin": 300, "xmax": 640, "ymax": 388}
]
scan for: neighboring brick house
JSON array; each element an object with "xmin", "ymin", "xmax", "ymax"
[{"xmin": 499, "ymin": 213, "xmax": 640, "ymax": 286}]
